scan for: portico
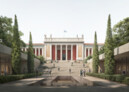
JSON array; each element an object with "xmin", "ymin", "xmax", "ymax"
[
  {"xmin": 51, "ymin": 44, "xmax": 76, "ymax": 61},
  {"xmin": 44, "ymin": 35, "xmax": 84, "ymax": 62}
]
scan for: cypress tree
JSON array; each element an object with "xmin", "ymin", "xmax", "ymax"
[
  {"xmin": 104, "ymin": 15, "xmax": 115, "ymax": 75},
  {"xmin": 11, "ymin": 15, "xmax": 21, "ymax": 74},
  {"xmin": 92, "ymin": 32, "xmax": 99, "ymax": 73},
  {"xmin": 27, "ymin": 32, "xmax": 34, "ymax": 73}
]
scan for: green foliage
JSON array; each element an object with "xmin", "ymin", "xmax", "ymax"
[
  {"xmin": 85, "ymin": 56, "xmax": 92, "ymax": 63},
  {"xmin": 11, "ymin": 15, "xmax": 21, "ymax": 74},
  {"xmin": 99, "ymin": 46, "xmax": 104, "ymax": 55},
  {"xmin": 113, "ymin": 17, "xmax": 129, "ymax": 48},
  {"xmin": 104, "ymin": 15, "xmax": 115, "ymax": 75},
  {"xmin": 0, "ymin": 73, "xmax": 42, "ymax": 83},
  {"xmin": 27, "ymin": 32, "xmax": 34, "ymax": 73},
  {"xmin": 0, "ymin": 16, "xmax": 25, "ymax": 47},
  {"xmin": 123, "ymin": 77, "xmax": 129, "ymax": 85},
  {"xmin": 37, "ymin": 56, "xmax": 45, "ymax": 64},
  {"xmin": 0, "ymin": 16, "xmax": 13, "ymax": 47},
  {"xmin": 86, "ymin": 73, "xmax": 125, "ymax": 83},
  {"xmin": 92, "ymin": 32, "xmax": 99, "ymax": 73}
]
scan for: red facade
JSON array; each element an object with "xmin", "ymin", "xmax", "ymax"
[
  {"xmin": 37, "ymin": 49, "xmax": 38, "ymax": 56},
  {"xmin": 86, "ymin": 48, "xmax": 88, "ymax": 57},
  {"xmin": 62, "ymin": 50, "xmax": 65, "ymax": 54},
  {"xmin": 33, "ymin": 48, "xmax": 35, "ymax": 54},
  {"xmin": 51, "ymin": 45, "xmax": 77, "ymax": 61},
  {"xmin": 52, "ymin": 45, "xmax": 55, "ymax": 60},
  {"xmin": 57, "ymin": 50, "xmax": 60, "ymax": 60},
  {"xmin": 68, "ymin": 50, "xmax": 71, "ymax": 60}
]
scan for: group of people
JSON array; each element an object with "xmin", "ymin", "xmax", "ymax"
[{"xmin": 80, "ymin": 69, "xmax": 86, "ymax": 77}]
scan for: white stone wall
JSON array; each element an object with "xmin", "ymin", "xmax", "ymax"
[
  {"xmin": 87, "ymin": 59, "xmax": 93, "ymax": 72},
  {"xmin": 34, "ymin": 58, "xmax": 40, "ymax": 70}
]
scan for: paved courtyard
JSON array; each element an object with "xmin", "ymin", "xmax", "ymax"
[{"xmin": 0, "ymin": 61, "xmax": 129, "ymax": 92}]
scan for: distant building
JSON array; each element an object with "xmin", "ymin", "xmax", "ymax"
[{"xmin": 22, "ymin": 35, "xmax": 104, "ymax": 62}]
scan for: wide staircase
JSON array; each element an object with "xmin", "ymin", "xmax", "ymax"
[{"xmin": 41, "ymin": 61, "xmax": 87, "ymax": 77}]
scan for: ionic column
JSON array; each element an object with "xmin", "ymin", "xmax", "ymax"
[
  {"xmin": 38, "ymin": 48, "xmax": 40, "ymax": 56},
  {"xmin": 71, "ymin": 45, "xmax": 73, "ymax": 60},
  {"xmin": 60, "ymin": 45, "xmax": 62, "ymax": 61},
  {"xmin": 91, "ymin": 48, "xmax": 93, "ymax": 55},
  {"xmin": 66, "ymin": 45, "xmax": 67, "ymax": 61}
]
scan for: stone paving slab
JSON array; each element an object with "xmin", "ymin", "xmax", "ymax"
[
  {"xmin": 84, "ymin": 76, "xmax": 127, "ymax": 88},
  {"xmin": 0, "ymin": 77, "xmax": 44, "ymax": 86}
]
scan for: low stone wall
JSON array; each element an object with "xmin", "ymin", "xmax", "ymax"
[
  {"xmin": 87, "ymin": 59, "xmax": 93, "ymax": 72},
  {"xmin": 34, "ymin": 58, "xmax": 40, "ymax": 70},
  {"xmin": 21, "ymin": 60, "xmax": 28, "ymax": 73},
  {"xmin": 0, "ymin": 43, "xmax": 41, "ymax": 74},
  {"xmin": 87, "ymin": 42, "xmax": 129, "ymax": 74}
]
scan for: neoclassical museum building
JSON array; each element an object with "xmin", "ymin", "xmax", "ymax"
[{"xmin": 22, "ymin": 35, "xmax": 103, "ymax": 62}]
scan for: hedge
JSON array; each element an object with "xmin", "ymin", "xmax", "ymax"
[
  {"xmin": 123, "ymin": 77, "xmax": 129, "ymax": 85},
  {"xmin": 86, "ymin": 73, "xmax": 125, "ymax": 83},
  {"xmin": 0, "ymin": 72, "xmax": 42, "ymax": 83}
]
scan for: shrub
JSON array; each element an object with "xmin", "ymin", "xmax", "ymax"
[
  {"xmin": 123, "ymin": 77, "xmax": 129, "ymax": 85},
  {"xmin": 85, "ymin": 56, "xmax": 92, "ymax": 63},
  {"xmin": 86, "ymin": 73, "xmax": 125, "ymax": 82},
  {"xmin": 114, "ymin": 74, "xmax": 125, "ymax": 82},
  {"xmin": 0, "ymin": 72, "xmax": 42, "ymax": 83}
]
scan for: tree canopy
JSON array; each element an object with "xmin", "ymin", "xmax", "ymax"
[
  {"xmin": 0, "ymin": 16, "xmax": 13, "ymax": 47},
  {"xmin": 113, "ymin": 17, "xmax": 129, "ymax": 47},
  {"xmin": 0, "ymin": 15, "xmax": 26, "ymax": 47}
]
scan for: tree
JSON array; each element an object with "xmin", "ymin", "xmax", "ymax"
[
  {"xmin": 0, "ymin": 16, "xmax": 26, "ymax": 47},
  {"xmin": 113, "ymin": 17, "xmax": 129, "ymax": 47},
  {"xmin": 99, "ymin": 46, "xmax": 104, "ymax": 55},
  {"xmin": 11, "ymin": 15, "xmax": 21, "ymax": 74},
  {"xmin": 92, "ymin": 32, "xmax": 99, "ymax": 73},
  {"xmin": 37, "ymin": 56, "xmax": 45, "ymax": 64},
  {"xmin": 104, "ymin": 15, "xmax": 115, "ymax": 75},
  {"xmin": 0, "ymin": 16, "xmax": 13, "ymax": 47},
  {"xmin": 27, "ymin": 32, "xmax": 34, "ymax": 73}
]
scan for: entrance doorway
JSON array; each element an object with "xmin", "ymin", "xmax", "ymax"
[{"xmin": 62, "ymin": 50, "xmax": 66, "ymax": 60}]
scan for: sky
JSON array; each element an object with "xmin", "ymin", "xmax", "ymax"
[{"xmin": 0, "ymin": 0, "xmax": 129, "ymax": 43}]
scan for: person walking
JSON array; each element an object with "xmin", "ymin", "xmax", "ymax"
[
  {"xmin": 58, "ymin": 67, "xmax": 60, "ymax": 71},
  {"xmin": 69, "ymin": 68, "xmax": 71, "ymax": 74},
  {"xmin": 49, "ymin": 69, "xmax": 52, "ymax": 75},
  {"xmin": 71, "ymin": 62, "xmax": 73, "ymax": 66},
  {"xmin": 80, "ymin": 69, "xmax": 83, "ymax": 76}
]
